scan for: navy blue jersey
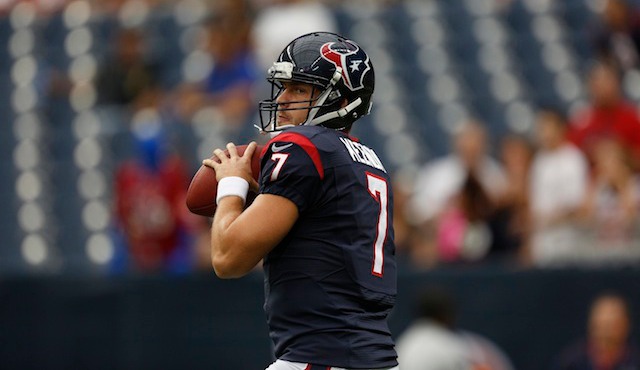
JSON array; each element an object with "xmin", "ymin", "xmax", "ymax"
[{"xmin": 259, "ymin": 125, "xmax": 397, "ymax": 368}]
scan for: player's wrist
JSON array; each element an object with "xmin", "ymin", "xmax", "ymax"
[{"xmin": 216, "ymin": 176, "xmax": 249, "ymax": 206}]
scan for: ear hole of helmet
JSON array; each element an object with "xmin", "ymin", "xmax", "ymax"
[{"xmin": 326, "ymin": 89, "xmax": 342, "ymax": 104}]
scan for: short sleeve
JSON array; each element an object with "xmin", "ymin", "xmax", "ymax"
[{"xmin": 260, "ymin": 140, "xmax": 323, "ymax": 213}]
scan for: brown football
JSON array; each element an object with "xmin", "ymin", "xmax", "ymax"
[{"xmin": 186, "ymin": 144, "xmax": 263, "ymax": 217}]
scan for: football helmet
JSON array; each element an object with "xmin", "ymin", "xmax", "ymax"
[{"xmin": 258, "ymin": 32, "xmax": 375, "ymax": 132}]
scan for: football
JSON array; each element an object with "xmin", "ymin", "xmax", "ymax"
[{"xmin": 186, "ymin": 144, "xmax": 263, "ymax": 217}]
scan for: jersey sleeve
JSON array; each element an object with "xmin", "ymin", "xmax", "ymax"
[{"xmin": 259, "ymin": 135, "xmax": 324, "ymax": 213}]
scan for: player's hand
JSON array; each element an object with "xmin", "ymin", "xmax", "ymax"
[{"xmin": 203, "ymin": 142, "xmax": 259, "ymax": 191}]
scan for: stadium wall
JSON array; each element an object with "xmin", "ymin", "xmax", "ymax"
[{"xmin": 1, "ymin": 268, "xmax": 638, "ymax": 370}]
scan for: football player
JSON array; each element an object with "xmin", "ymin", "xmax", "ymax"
[{"xmin": 204, "ymin": 32, "xmax": 398, "ymax": 370}]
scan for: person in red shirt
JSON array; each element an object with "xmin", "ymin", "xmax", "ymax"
[
  {"xmin": 113, "ymin": 119, "xmax": 200, "ymax": 273},
  {"xmin": 568, "ymin": 61, "xmax": 640, "ymax": 170}
]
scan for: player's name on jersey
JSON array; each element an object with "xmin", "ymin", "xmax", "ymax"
[{"xmin": 339, "ymin": 137, "xmax": 387, "ymax": 173}]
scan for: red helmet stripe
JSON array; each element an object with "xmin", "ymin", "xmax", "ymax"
[{"xmin": 321, "ymin": 42, "xmax": 353, "ymax": 89}]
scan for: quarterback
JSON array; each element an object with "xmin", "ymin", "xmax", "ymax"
[{"xmin": 204, "ymin": 32, "xmax": 398, "ymax": 370}]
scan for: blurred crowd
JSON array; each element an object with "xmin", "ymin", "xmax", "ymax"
[
  {"xmin": 2, "ymin": 0, "xmax": 341, "ymax": 274},
  {"xmin": 400, "ymin": 59, "xmax": 640, "ymax": 270},
  {"xmin": 4, "ymin": 0, "xmax": 640, "ymax": 275},
  {"xmin": 397, "ymin": 0, "xmax": 640, "ymax": 271}
]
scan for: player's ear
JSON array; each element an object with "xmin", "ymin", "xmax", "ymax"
[{"xmin": 340, "ymin": 98, "xmax": 349, "ymax": 108}]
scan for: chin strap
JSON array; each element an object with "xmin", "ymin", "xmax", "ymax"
[{"xmin": 310, "ymin": 97, "xmax": 363, "ymax": 125}]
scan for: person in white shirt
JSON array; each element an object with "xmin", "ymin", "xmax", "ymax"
[
  {"xmin": 578, "ymin": 137, "xmax": 640, "ymax": 264},
  {"xmin": 397, "ymin": 287, "xmax": 514, "ymax": 370},
  {"xmin": 412, "ymin": 120, "xmax": 507, "ymax": 225},
  {"xmin": 251, "ymin": 0, "xmax": 338, "ymax": 71},
  {"xmin": 409, "ymin": 120, "xmax": 507, "ymax": 266},
  {"xmin": 529, "ymin": 108, "xmax": 589, "ymax": 266}
]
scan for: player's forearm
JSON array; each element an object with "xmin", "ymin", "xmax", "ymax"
[{"xmin": 210, "ymin": 198, "xmax": 256, "ymax": 278}]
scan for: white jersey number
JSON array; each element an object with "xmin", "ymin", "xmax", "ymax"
[
  {"xmin": 270, "ymin": 153, "xmax": 290, "ymax": 181},
  {"xmin": 366, "ymin": 172, "xmax": 388, "ymax": 277}
]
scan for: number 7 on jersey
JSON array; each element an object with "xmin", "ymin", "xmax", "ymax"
[{"xmin": 366, "ymin": 172, "xmax": 388, "ymax": 277}]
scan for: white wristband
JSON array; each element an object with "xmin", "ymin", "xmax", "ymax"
[{"xmin": 216, "ymin": 176, "xmax": 249, "ymax": 205}]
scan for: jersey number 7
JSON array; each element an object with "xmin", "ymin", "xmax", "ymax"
[
  {"xmin": 270, "ymin": 153, "xmax": 389, "ymax": 277},
  {"xmin": 366, "ymin": 172, "xmax": 388, "ymax": 277}
]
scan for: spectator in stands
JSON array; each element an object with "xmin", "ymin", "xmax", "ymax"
[
  {"xmin": 397, "ymin": 286, "xmax": 514, "ymax": 370},
  {"xmin": 96, "ymin": 27, "xmax": 159, "ymax": 107},
  {"xmin": 553, "ymin": 293, "xmax": 640, "ymax": 370},
  {"xmin": 396, "ymin": 287, "xmax": 469, "ymax": 369},
  {"xmin": 174, "ymin": 0, "xmax": 259, "ymax": 128},
  {"xmin": 391, "ymin": 172, "xmax": 422, "ymax": 268},
  {"xmin": 111, "ymin": 104, "xmax": 202, "ymax": 274},
  {"xmin": 529, "ymin": 108, "xmax": 589, "ymax": 267},
  {"xmin": 491, "ymin": 134, "xmax": 534, "ymax": 264},
  {"xmin": 592, "ymin": 0, "xmax": 640, "ymax": 71},
  {"xmin": 568, "ymin": 61, "xmax": 640, "ymax": 171},
  {"xmin": 410, "ymin": 120, "xmax": 507, "ymax": 267},
  {"xmin": 577, "ymin": 138, "xmax": 640, "ymax": 264},
  {"xmin": 434, "ymin": 172, "xmax": 495, "ymax": 264},
  {"xmin": 251, "ymin": 0, "xmax": 338, "ymax": 71}
]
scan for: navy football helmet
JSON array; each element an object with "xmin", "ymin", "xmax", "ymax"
[{"xmin": 258, "ymin": 32, "xmax": 375, "ymax": 132}]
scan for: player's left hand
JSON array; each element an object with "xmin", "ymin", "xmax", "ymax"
[{"xmin": 203, "ymin": 142, "xmax": 259, "ymax": 192}]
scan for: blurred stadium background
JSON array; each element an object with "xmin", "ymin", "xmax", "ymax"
[{"xmin": 1, "ymin": 0, "xmax": 640, "ymax": 369}]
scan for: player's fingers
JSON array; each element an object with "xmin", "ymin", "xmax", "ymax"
[
  {"xmin": 212, "ymin": 148, "xmax": 226, "ymax": 162},
  {"xmin": 243, "ymin": 141, "xmax": 257, "ymax": 160},
  {"xmin": 202, "ymin": 158, "xmax": 218, "ymax": 169},
  {"xmin": 226, "ymin": 142, "xmax": 238, "ymax": 158}
]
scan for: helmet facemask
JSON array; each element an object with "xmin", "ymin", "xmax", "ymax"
[{"xmin": 257, "ymin": 62, "xmax": 362, "ymax": 133}]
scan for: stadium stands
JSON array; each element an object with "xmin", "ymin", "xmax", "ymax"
[{"xmin": 1, "ymin": 0, "xmax": 638, "ymax": 273}]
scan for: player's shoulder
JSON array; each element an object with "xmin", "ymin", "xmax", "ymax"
[
  {"xmin": 261, "ymin": 127, "xmax": 336, "ymax": 178},
  {"xmin": 268, "ymin": 125, "xmax": 339, "ymax": 142},
  {"xmin": 264, "ymin": 126, "xmax": 343, "ymax": 154}
]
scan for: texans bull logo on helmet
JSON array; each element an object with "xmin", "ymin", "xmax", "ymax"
[{"xmin": 320, "ymin": 41, "xmax": 371, "ymax": 92}]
